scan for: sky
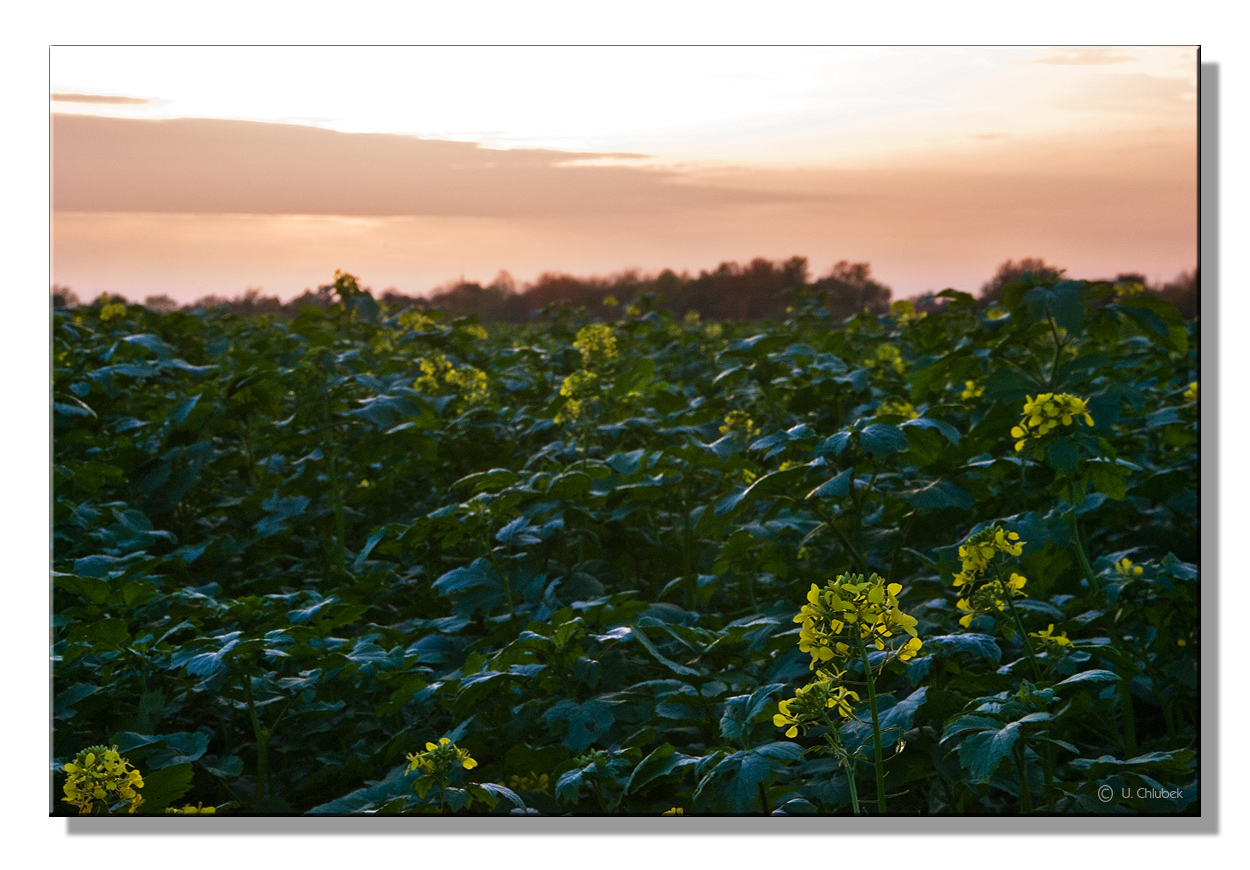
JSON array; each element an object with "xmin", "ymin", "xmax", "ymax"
[{"xmin": 51, "ymin": 45, "xmax": 1198, "ymax": 303}]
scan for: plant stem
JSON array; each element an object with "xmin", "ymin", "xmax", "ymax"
[
  {"xmin": 844, "ymin": 759, "xmax": 861, "ymax": 816},
  {"xmin": 854, "ymin": 631, "xmax": 888, "ymax": 814},
  {"xmin": 1068, "ymin": 497, "xmax": 1139, "ymax": 756},
  {"xmin": 824, "ymin": 716, "xmax": 860, "ymax": 816},
  {"xmin": 1004, "ymin": 594, "xmax": 1043, "ymax": 683},
  {"xmin": 1068, "ymin": 509, "xmax": 1097, "ymax": 587},
  {"xmin": 242, "ymin": 672, "xmax": 269, "ymax": 805},
  {"xmin": 1002, "ymin": 594, "xmax": 1055, "ymax": 807},
  {"xmin": 1015, "ymin": 741, "xmax": 1034, "ymax": 813}
]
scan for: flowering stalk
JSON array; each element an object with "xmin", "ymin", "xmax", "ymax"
[
  {"xmin": 242, "ymin": 672, "xmax": 270, "ymax": 805},
  {"xmin": 819, "ymin": 711, "xmax": 860, "ymax": 816},
  {"xmin": 853, "ymin": 629, "xmax": 888, "ymax": 814}
]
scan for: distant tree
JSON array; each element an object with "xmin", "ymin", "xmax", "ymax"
[
  {"xmin": 144, "ymin": 294, "xmax": 179, "ymax": 312},
  {"xmin": 978, "ymin": 257, "xmax": 1065, "ymax": 304},
  {"xmin": 1155, "ymin": 268, "xmax": 1198, "ymax": 319},
  {"xmin": 52, "ymin": 284, "xmax": 79, "ymax": 308},
  {"xmin": 428, "ymin": 280, "xmax": 525, "ymax": 322},
  {"xmin": 812, "ymin": 260, "xmax": 892, "ymax": 320},
  {"xmin": 186, "ymin": 294, "xmax": 234, "ymax": 310}
]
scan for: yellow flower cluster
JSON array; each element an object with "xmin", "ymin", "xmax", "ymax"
[
  {"xmin": 876, "ymin": 399, "xmax": 917, "ymax": 420},
  {"xmin": 773, "ymin": 665, "xmax": 863, "ymax": 737},
  {"xmin": 704, "ymin": 323, "xmax": 723, "ymax": 339},
  {"xmin": 795, "ymin": 573, "xmax": 922, "ymax": 668},
  {"xmin": 957, "ymin": 574, "xmax": 1027, "ymax": 628},
  {"xmin": 556, "ymin": 369, "xmax": 600, "ymax": 423},
  {"xmin": 951, "ymin": 526, "xmax": 1029, "ymax": 629},
  {"xmin": 1115, "ymin": 281, "xmax": 1146, "ymax": 298},
  {"xmin": 1183, "ymin": 381, "xmax": 1198, "ymax": 403},
  {"xmin": 869, "ymin": 344, "xmax": 906, "ymax": 375},
  {"xmin": 602, "ymin": 295, "xmax": 619, "ymax": 308},
  {"xmin": 507, "ymin": 772, "xmax": 550, "ymax": 793},
  {"xmin": 953, "ymin": 527, "xmax": 1024, "ymax": 589},
  {"xmin": 398, "ymin": 309, "xmax": 437, "ymax": 331},
  {"xmin": 61, "ymin": 745, "xmax": 145, "ymax": 814},
  {"xmin": 164, "ymin": 802, "xmax": 217, "ymax": 815},
  {"xmin": 1115, "ymin": 557, "xmax": 1144, "ymax": 580},
  {"xmin": 683, "ymin": 309, "xmax": 701, "ymax": 327},
  {"xmin": 573, "ymin": 323, "xmax": 618, "ymax": 366},
  {"xmin": 719, "ymin": 409, "xmax": 760, "ymax": 439},
  {"xmin": 415, "ymin": 354, "xmax": 489, "ymax": 404},
  {"xmin": 1011, "ymin": 393, "xmax": 1094, "ymax": 451},
  {"xmin": 99, "ymin": 302, "xmax": 127, "ymax": 322},
  {"xmin": 960, "ymin": 381, "xmax": 984, "ymax": 401},
  {"xmin": 662, "ymin": 807, "xmax": 684, "ymax": 815},
  {"xmin": 1029, "ymin": 624, "xmax": 1072, "ymax": 651},
  {"xmin": 889, "ymin": 299, "xmax": 925, "ymax": 325},
  {"xmin": 460, "ymin": 323, "xmax": 489, "ymax": 341},
  {"xmin": 406, "ymin": 737, "xmax": 479, "ymax": 780}
]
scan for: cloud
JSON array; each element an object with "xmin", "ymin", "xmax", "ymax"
[
  {"xmin": 1028, "ymin": 48, "xmax": 1135, "ymax": 66},
  {"xmin": 52, "ymin": 92, "xmax": 155, "ymax": 105},
  {"xmin": 52, "ymin": 114, "xmax": 798, "ymax": 218}
]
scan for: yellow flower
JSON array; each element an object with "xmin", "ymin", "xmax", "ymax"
[
  {"xmin": 416, "ymin": 354, "xmax": 489, "ymax": 403},
  {"xmin": 406, "ymin": 737, "xmax": 479, "ymax": 782},
  {"xmin": 61, "ymin": 745, "xmax": 144, "ymax": 815},
  {"xmin": 1115, "ymin": 557, "xmax": 1144, "ymax": 579},
  {"xmin": 165, "ymin": 802, "xmax": 217, "ymax": 815},
  {"xmin": 1012, "ymin": 393, "xmax": 1094, "ymax": 451},
  {"xmin": 662, "ymin": 807, "xmax": 684, "ymax": 815},
  {"xmin": 507, "ymin": 772, "xmax": 551, "ymax": 793},
  {"xmin": 398, "ymin": 309, "xmax": 437, "ymax": 331},
  {"xmin": 683, "ymin": 310, "xmax": 701, "ymax": 326},
  {"xmin": 1029, "ymin": 624, "xmax": 1072, "ymax": 650},
  {"xmin": 1183, "ymin": 381, "xmax": 1198, "ymax": 403},
  {"xmin": 791, "ymin": 574, "xmax": 921, "ymax": 668},
  {"xmin": 602, "ymin": 295, "xmax": 618, "ymax": 308},
  {"xmin": 719, "ymin": 410, "xmax": 760, "ymax": 439},
  {"xmin": 869, "ymin": 344, "xmax": 906, "ymax": 375},
  {"xmin": 890, "ymin": 299, "xmax": 925, "ymax": 325},
  {"xmin": 99, "ymin": 302, "xmax": 127, "ymax": 322},
  {"xmin": 876, "ymin": 399, "xmax": 917, "ymax": 420},
  {"xmin": 573, "ymin": 323, "xmax": 618, "ymax": 365},
  {"xmin": 960, "ymin": 381, "xmax": 984, "ymax": 400},
  {"xmin": 773, "ymin": 667, "xmax": 862, "ymax": 737}
]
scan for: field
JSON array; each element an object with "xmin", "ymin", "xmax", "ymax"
[{"xmin": 51, "ymin": 274, "xmax": 1199, "ymax": 815}]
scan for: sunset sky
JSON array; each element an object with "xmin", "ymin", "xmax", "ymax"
[{"xmin": 51, "ymin": 45, "xmax": 1198, "ymax": 303}]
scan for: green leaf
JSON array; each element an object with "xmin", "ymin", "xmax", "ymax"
[
  {"xmin": 452, "ymin": 468, "xmax": 520, "ymax": 494},
  {"xmin": 807, "ymin": 467, "xmax": 854, "ymax": 500},
  {"xmin": 897, "ymin": 478, "xmax": 976, "ymax": 512},
  {"xmin": 926, "ymin": 634, "xmax": 1002, "ymax": 663},
  {"xmin": 630, "ymin": 624, "xmax": 701, "ymax": 677},
  {"xmin": 134, "ymin": 762, "xmax": 194, "ymax": 814},
  {"xmin": 1046, "ymin": 438, "xmax": 1080, "ymax": 474},
  {"xmin": 1058, "ymin": 669, "xmax": 1122, "ymax": 687},
  {"xmin": 626, "ymin": 743, "xmax": 694, "ymax": 794},
  {"xmin": 714, "ymin": 465, "xmax": 808, "ymax": 517},
  {"xmin": 1088, "ymin": 459, "xmax": 1130, "ymax": 501},
  {"xmin": 859, "ymin": 423, "xmax": 909, "ymax": 458},
  {"xmin": 959, "ymin": 720, "xmax": 1022, "ymax": 783}
]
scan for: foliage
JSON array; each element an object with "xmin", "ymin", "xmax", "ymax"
[{"xmin": 51, "ymin": 270, "xmax": 1198, "ymax": 815}]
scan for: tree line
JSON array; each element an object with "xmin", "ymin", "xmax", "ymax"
[{"xmin": 52, "ymin": 256, "xmax": 1198, "ymax": 321}]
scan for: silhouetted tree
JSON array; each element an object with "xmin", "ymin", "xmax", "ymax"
[
  {"xmin": 52, "ymin": 285, "xmax": 79, "ymax": 308},
  {"xmin": 812, "ymin": 260, "xmax": 892, "ymax": 320},
  {"xmin": 1155, "ymin": 268, "xmax": 1198, "ymax": 319},
  {"xmin": 978, "ymin": 258, "xmax": 1065, "ymax": 304},
  {"xmin": 144, "ymin": 294, "xmax": 179, "ymax": 312}
]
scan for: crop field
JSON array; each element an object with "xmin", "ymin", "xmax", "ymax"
[{"xmin": 51, "ymin": 273, "xmax": 1199, "ymax": 816}]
